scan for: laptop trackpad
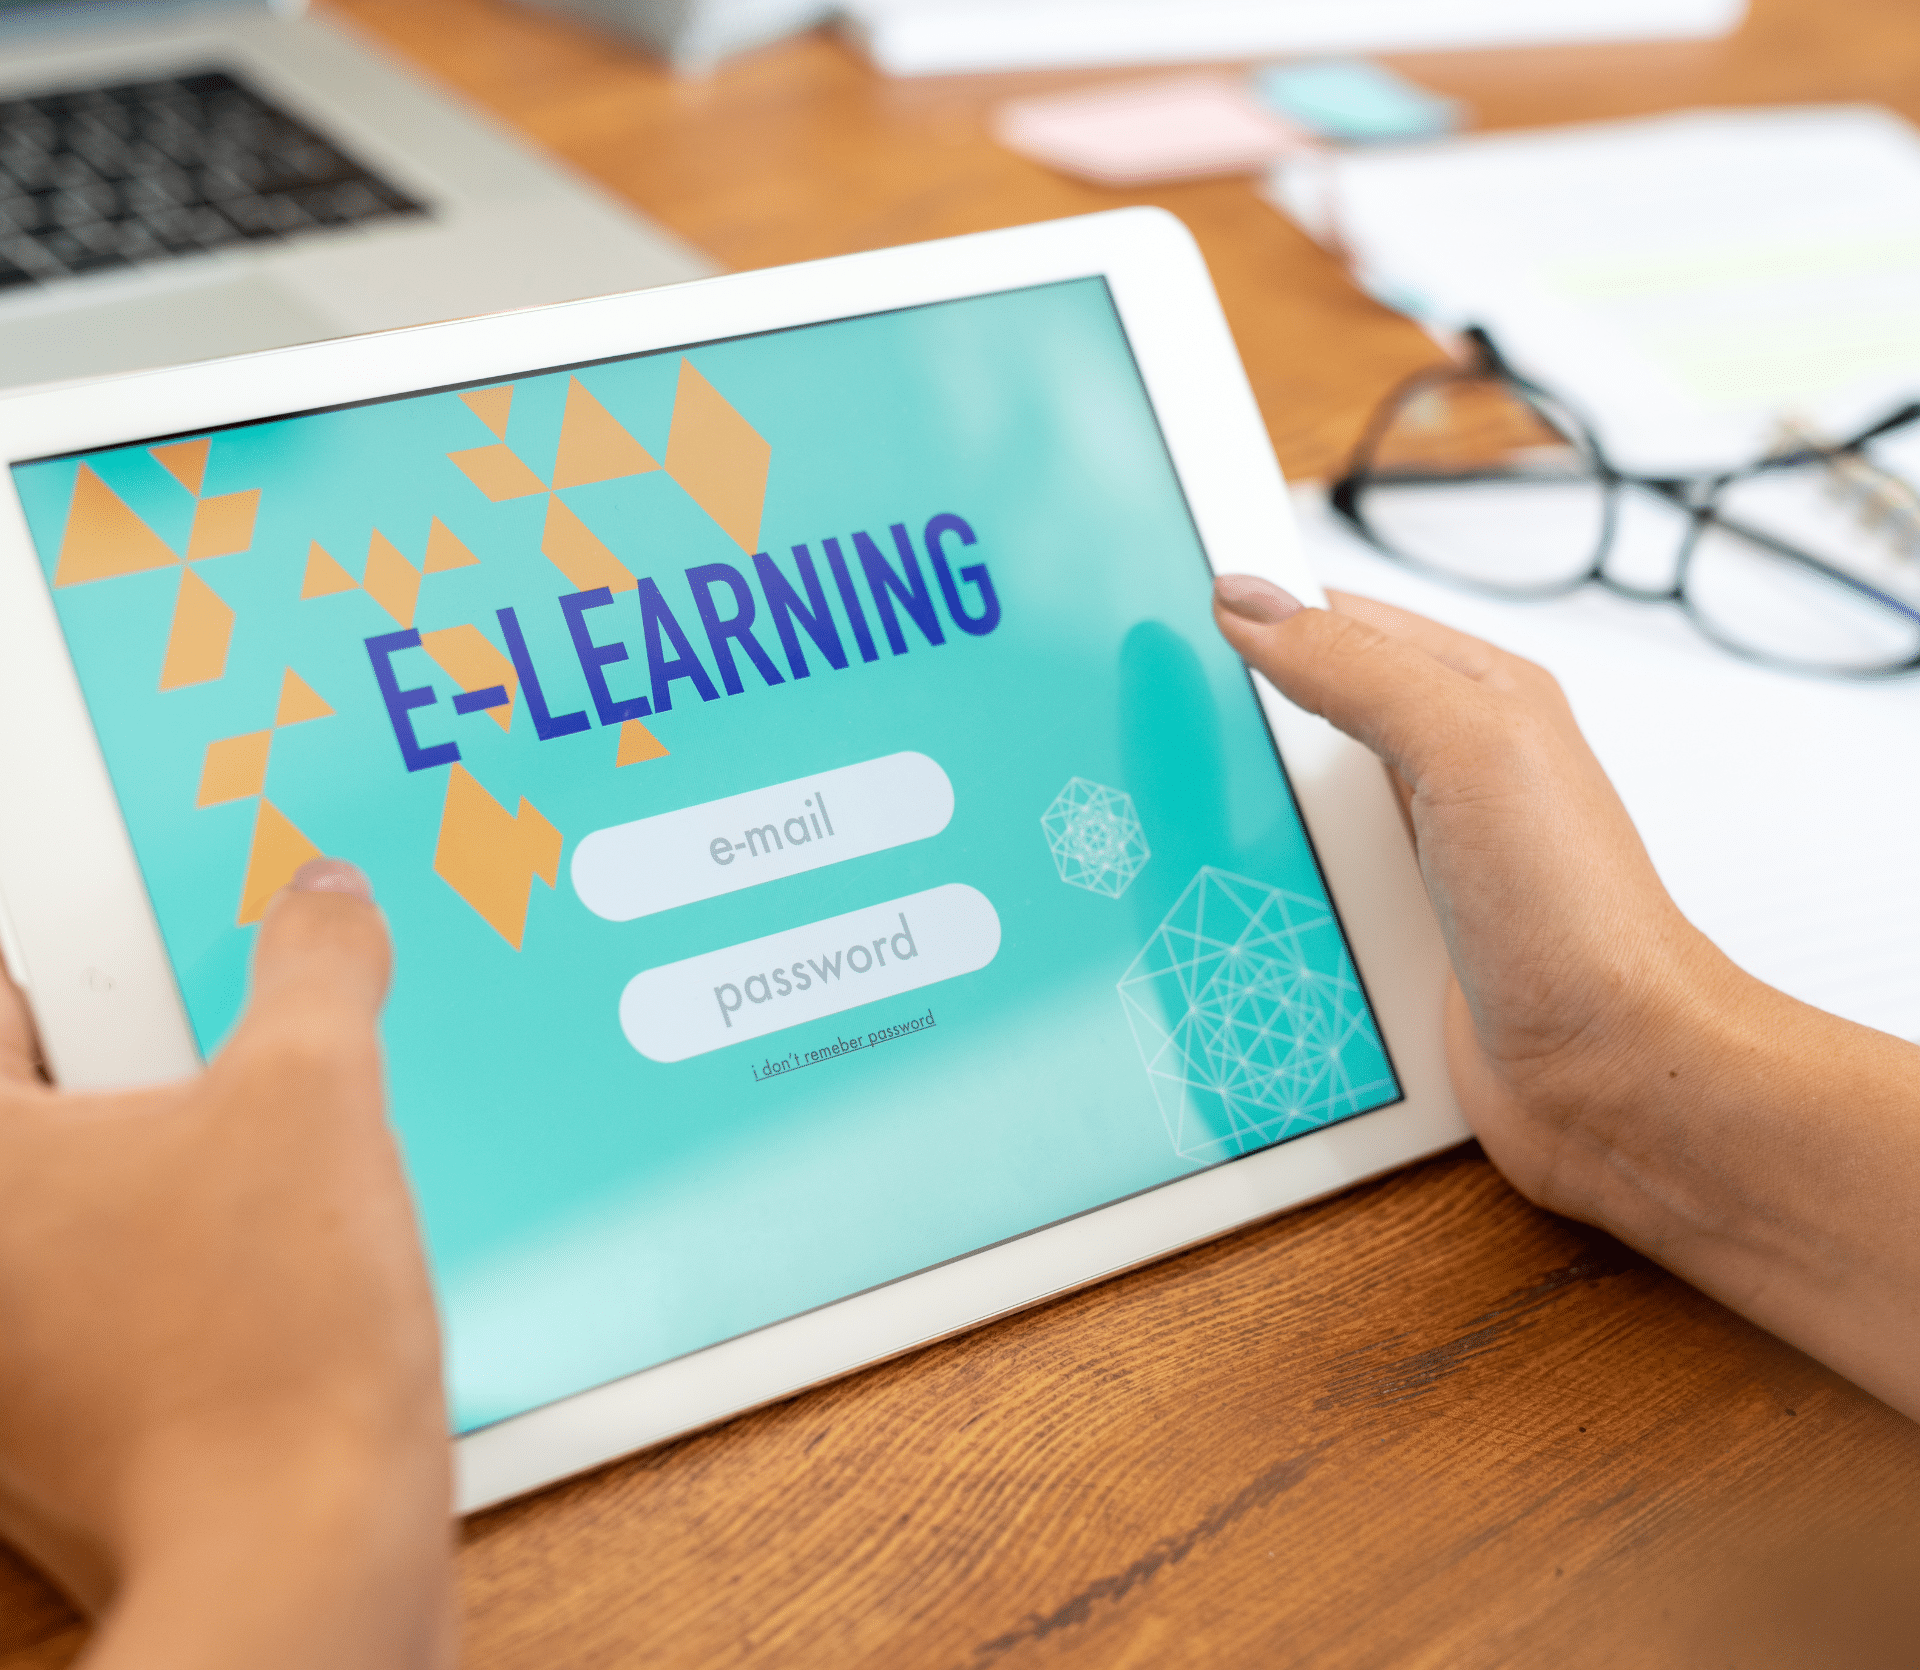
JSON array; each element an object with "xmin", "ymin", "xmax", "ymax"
[{"xmin": 0, "ymin": 274, "xmax": 338, "ymax": 389}]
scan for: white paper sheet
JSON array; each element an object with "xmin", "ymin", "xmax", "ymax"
[
  {"xmin": 1287, "ymin": 483, "xmax": 1920, "ymax": 1043},
  {"xmin": 1268, "ymin": 107, "xmax": 1920, "ymax": 474},
  {"xmin": 845, "ymin": 0, "xmax": 1745, "ymax": 78}
]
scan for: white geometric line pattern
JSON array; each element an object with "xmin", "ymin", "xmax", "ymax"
[
  {"xmin": 1040, "ymin": 776, "xmax": 1150, "ymax": 898},
  {"xmin": 1118, "ymin": 868, "xmax": 1398, "ymax": 1161}
]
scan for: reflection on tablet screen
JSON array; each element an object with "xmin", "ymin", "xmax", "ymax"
[{"xmin": 11, "ymin": 277, "xmax": 1402, "ymax": 1432}]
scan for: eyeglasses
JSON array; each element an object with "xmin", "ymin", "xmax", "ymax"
[{"xmin": 1329, "ymin": 328, "xmax": 1920, "ymax": 678}]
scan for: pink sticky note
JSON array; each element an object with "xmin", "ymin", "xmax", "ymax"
[{"xmin": 994, "ymin": 75, "xmax": 1308, "ymax": 186}]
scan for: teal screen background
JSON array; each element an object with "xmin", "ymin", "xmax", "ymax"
[{"xmin": 12, "ymin": 278, "xmax": 1400, "ymax": 1432}]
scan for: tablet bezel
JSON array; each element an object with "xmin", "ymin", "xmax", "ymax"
[{"xmin": 0, "ymin": 207, "xmax": 1466, "ymax": 1512}]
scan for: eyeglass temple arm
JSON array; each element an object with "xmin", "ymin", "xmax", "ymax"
[
  {"xmin": 1738, "ymin": 402, "xmax": 1920, "ymax": 470},
  {"xmin": 1459, "ymin": 324, "xmax": 1512, "ymax": 377},
  {"xmin": 1841, "ymin": 400, "xmax": 1920, "ymax": 450}
]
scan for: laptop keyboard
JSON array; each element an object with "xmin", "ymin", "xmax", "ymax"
[{"xmin": 0, "ymin": 69, "xmax": 428, "ymax": 291}]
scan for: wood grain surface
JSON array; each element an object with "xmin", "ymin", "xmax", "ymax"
[{"xmin": 5, "ymin": 0, "xmax": 1920, "ymax": 1664}]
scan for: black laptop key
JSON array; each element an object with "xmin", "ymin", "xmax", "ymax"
[{"xmin": 0, "ymin": 68, "xmax": 427, "ymax": 287}]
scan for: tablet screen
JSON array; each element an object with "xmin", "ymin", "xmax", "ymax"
[{"xmin": 11, "ymin": 277, "xmax": 1400, "ymax": 1431}]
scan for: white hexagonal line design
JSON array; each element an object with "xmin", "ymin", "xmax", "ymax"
[
  {"xmin": 1119, "ymin": 868, "xmax": 1398, "ymax": 1162},
  {"xmin": 1041, "ymin": 777, "xmax": 1150, "ymax": 898}
]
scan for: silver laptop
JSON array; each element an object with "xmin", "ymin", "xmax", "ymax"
[{"xmin": 0, "ymin": 0, "xmax": 715, "ymax": 390}]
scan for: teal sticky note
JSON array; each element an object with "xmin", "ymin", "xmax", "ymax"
[{"xmin": 1253, "ymin": 59, "xmax": 1463, "ymax": 143}]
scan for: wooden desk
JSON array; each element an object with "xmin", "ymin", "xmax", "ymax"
[{"xmin": 5, "ymin": 2, "xmax": 1920, "ymax": 1663}]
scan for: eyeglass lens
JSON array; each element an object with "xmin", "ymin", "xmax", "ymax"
[
  {"xmin": 1348, "ymin": 367, "xmax": 1920, "ymax": 674},
  {"xmin": 1687, "ymin": 464, "xmax": 1920, "ymax": 673},
  {"xmin": 1349, "ymin": 370, "xmax": 1609, "ymax": 595}
]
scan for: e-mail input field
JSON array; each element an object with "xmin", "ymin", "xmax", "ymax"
[{"xmin": 570, "ymin": 752, "xmax": 955, "ymax": 921}]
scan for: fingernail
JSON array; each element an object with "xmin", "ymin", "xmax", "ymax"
[
  {"xmin": 290, "ymin": 858, "xmax": 373, "ymax": 903},
  {"xmin": 1214, "ymin": 574, "xmax": 1305, "ymax": 625}
]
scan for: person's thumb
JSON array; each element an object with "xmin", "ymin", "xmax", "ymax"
[
  {"xmin": 0, "ymin": 966, "xmax": 47, "ymax": 1089},
  {"xmin": 234, "ymin": 859, "xmax": 392, "ymax": 1064},
  {"xmin": 1212, "ymin": 575, "xmax": 1493, "ymax": 789}
]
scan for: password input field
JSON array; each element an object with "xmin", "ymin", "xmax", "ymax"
[{"xmin": 618, "ymin": 884, "xmax": 1000, "ymax": 1060}]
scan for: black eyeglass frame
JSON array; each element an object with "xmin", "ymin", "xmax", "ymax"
[{"xmin": 1328, "ymin": 326, "xmax": 1920, "ymax": 680}]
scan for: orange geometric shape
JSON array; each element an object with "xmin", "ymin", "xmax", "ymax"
[
  {"xmin": 151, "ymin": 439, "xmax": 209, "ymax": 496},
  {"xmin": 53, "ymin": 464, "xmax": 179, "ymax": 586},
  {"xmin": 197, "ymin": 730, "xmax": 272, "ymax": 806},
  {"xmin": 300, "ymin": 541, "xmax": 358, "ymax": 599},
  {"xmin": 448, "ymin": 443, "xmax": 546, "ymax": 502},
  {"xmin": 541, "ymin": 497, "xmax": 636, "ymax": 594},
  {"xmin": 362, "ymin": 532, "xmax": 422, "ymax": 629},
  {"xmin": 420, "ymin": 624, "xmax": 518, "ymax": 734},
  {"xmin": 459, "ymin": 385, "xmax": 514, "ymax": 440},
  {"xmin": 159, "ymin": 568, "xmax": 235, "ymax": 690},
  {"xmin": 615, "ymin": 719, "xmax": 669, "ymax": 766},
  {"xmin": 664, "ymin": 359, "xmax": 771, "ymax": 555},
  {"xmin": 275, "ymin": 669, "xmax": 333, "ymax": 727},
  {"xmin": 432, "ymin": 763, "xmax": 562, "ymax": 950},
  {"xmin": 423, "ymin": 517, "xmax": 481, "ymax": 574},
  {"xmin": 186, "ymin": 490, "xmax": 261, "ymax": 561},
  {"xmin": 237, "ymin": 799, "xmax": 322, "ymax": 926},
  {"xmin": 553, "ymin": 377, "xmax": 658, "ymax": 490}
]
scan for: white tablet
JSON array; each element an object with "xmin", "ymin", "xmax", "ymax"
[{"xmin": 0, "ymin": 207, "xmax": 1464, "ymax": 1511}]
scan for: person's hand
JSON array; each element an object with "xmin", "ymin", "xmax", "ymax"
[
  {"xmin": 1213, "ymin": 577, "xmax": 1920, "ymax": 1422},
  {"xmin": 0, "ymin": 859, "xmax": 454, "ymax": 1670},
  {"xmin": 1214, "ymin": 578, "xmax": 1715, "ymax": 1211}
]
